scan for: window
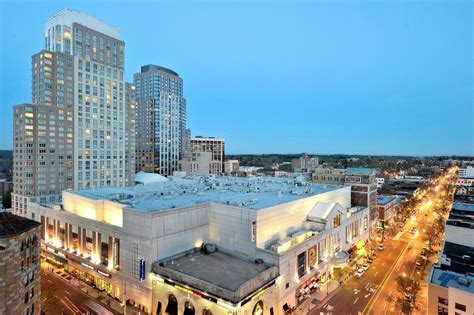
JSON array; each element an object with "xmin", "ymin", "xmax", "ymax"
[
  {"xmin": 455, "ymin": 303, "xmax": 466, "ymax": 312},
  {"xmin": 333, "ymin": 214, "xmax": 341, "ymax": 228},
  {"xmin": 438, "ymin": 297, "xmax": 448, "ymax": 306},
  {"xmin": 437, "ymin": 306, "xmax": 448, "ymax": 315}
]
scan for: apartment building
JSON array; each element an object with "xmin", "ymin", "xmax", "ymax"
[
  {"xmin": 428, "ymin": 202, "xmax": 474, "ymax": 315},
  {"xmin": 178, "ymin": 151, "xmax": 221, "ymax": 175},
  {"xmin": 27, "ymin": 175, "xmax": 369, "ymax": 314},
  {"xmin": 13, "ymin": 8, "xmax": 134, "ymax": 217},
  {"xmin": 224, "ymin": 159, "xmax": 240, "ymax": 175},
  {"xmin": 134, "ymin": 65, "xmax": 187, "ymax": 176},
  {"xmin": 312, "ymin": 167, "xmax": 346, "ymax": 184},
  {"xmin": 190, "ymin": 137, "xmax": 225, "ymax": 174},
  {"xmin": 0, "ymin": 212, "xmax": 41, "ymax": 315}
]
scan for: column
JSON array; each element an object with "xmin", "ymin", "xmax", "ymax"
[
  {"xmin": 68, "ymin": 224, "xmax": 73, "ymax": 250},
  {"xmin": 108, "ymin": 236, "xmax": 113, "ymax": 268},
  {"xmin": 64, "ymin": 223, "xmax": 69, "ymax": 250},
  {"xmin": 81, "ymin": 227, "xmax": 87, "ymax": 256},
  {"xmin": 92, "ymin": 231, "xmax": 97, "ymax": 258},
  {"xmin": 97, "ymin": 232, "xmax": 102, "ymax": 263}
]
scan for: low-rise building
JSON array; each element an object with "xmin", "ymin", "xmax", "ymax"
[
  {"xmin": 459, "ymin": 166, "xmax": 474, "ymax": 178},
  {"xmin": 428, "ymin": 202, "xmax": 474, "ymax": 315},
  {"xmin": 292, "ymin": 154, "xmax": 319, "ymax": 173},
  {"xmin": 376, "ymin": 195, "xmax": 402, "ymax": 227},
  {"xmin": 0, "ymin": 212, "xmax": 41, "ymax": 315},
  {"xmin": 311, "ymin": 167, "xmax": 346, "ymax": 185},
  {"xmin": 191, "ymin": 137, "xmax": 225, "ymax": 175},
  {"xmin": 179, "ymin": 151, "xmax": 221, "ymax": 175},
  {"xmin": 27, "ymin": 175, "xmax": 369, "ymax": 314},
  {"xmin": 224, "ymin": 160, "xmax": 239, "ymax": 175}
]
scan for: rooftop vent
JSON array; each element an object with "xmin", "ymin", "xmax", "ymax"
[{"xmin": 457, "ymin": 277, "xmax": 471, "ymax": 286}]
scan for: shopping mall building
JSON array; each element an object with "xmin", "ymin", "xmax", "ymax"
[{"xmin": 28, "ymin": 174, "xmax": 370, "ymax": 314}]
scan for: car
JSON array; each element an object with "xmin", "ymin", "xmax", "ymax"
[
  {"xmin": 416, "ymin": 257, "xmax": 424, "ymax": 266},
  {"xmin": 404, "ymin": 293, "xmax": 413, "ymax": 301},
  {"xmin": 410, "ymin": 227, "xmax": 417, "ymax": 234},
  {"xmin": 362, "ymin": 263, "xmax": 370, "ymax": 271},
  {"xmin": 366, "ymin": 257, "xmax": 374, "ymax": 263},
  {"xmin": 378, "ymin": 244, "xmax": 385, "ymax": 251},
  {"xmin": 355, "ymin": 268, "xmax": 365, "ymax": 277}
]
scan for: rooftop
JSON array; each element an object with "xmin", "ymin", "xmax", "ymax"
[
  {"xmin": 345, "ymin": 167, "xmax": 375, "ymax": 176},
  {"xmin": 0, "ymin": 212, "xmax": 41, "ymax": 238},
  {"xmin": 70, "ymin": 175, "xmax": 342, "ymax": 212},
  {"xmin": 45, "ymin": 8, "xmax": 121, "ymax": 40},
  {"xmin": 452, "ymin": 202, "xmax": 474, "ymax": 212},
  {"xmin": 153, "ymin": 250, "xmax": 278, "ymax": 303},
  {"xmin": 430, "ymin": 267, "xmax": 474, "ymax": 293},
  {"xmin": 440, "ymin": 242, "xmax": 474, "ymax": 274},
  {"xmin": 377, "ymin": 195, "xmax": 403, "ymax": 206},
  {"xmin": 140, "ymin": 64, "xmax": 179, "ymax": 77}
]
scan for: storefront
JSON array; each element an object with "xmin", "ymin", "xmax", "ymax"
[{"xmin": 295, "ymin": 275, "xmax": 320, "ymax": 305}]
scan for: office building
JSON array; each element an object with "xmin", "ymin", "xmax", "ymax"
[
  {"xmin": 292, "ymin": 154, "xmax": 319, "ymax": 173},
  {"xmin": 13, "ymin": 8, "xmax": 133, "ymax": 216},
  {"xmin": 178, "ymin": 151, "xmax": 221, "ymax": 175},
  {"xmin": 134, "ymin": 65, "xmax": 186, "ymax": 176},
  {"xmin": 190, "ymin": 137, "xmax": 225, "ymax": 174},
  {"xmin": 0, "ymin": 212, "xmax": 41, "ymax": 315},
  {"xmin": 344, "ymin": 168, "xmax": 377, "ymax": 227},
  {"xmin": 224, "ymin": 159, "xmax": 240, "ymax": 175},
  {"xmin": 27, "ymin": 175, "xmax": 369, "ymax": 314},
  {"xmin": 459, "ymin": 166, "xmax": 474, "ymax": 178},
  {"xmin": 312, "ymin": 167, "xmax": 346, "ymax": 184},
  {"xmin": 428, "ymin": 202, "xmax": 474, "ymax": 315}
]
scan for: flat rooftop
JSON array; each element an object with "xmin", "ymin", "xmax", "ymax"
[
  {"xmin": 153, "ymin": 250, "xmax": 278, "ymax": 302},
  {"xmin": 70, "ymin": 175, "xmax": 342, "ymax": 212},
  {"xmin": 377, "ymin": 195, "xmax": 403, "ymax": 206},
  {"xmin": 345, "ymin": 167, "xmax": 375, "ymax": 176},
  {"xmin": 160, "ymin": 251, "xmax": 268, "ymax": 291},
  {"xmin": 0, "ymin": 212, "xmax": 41, "ymax": 238},
  {"xmin": 452, "ymin": 202, "xmax": 474, "ymax": 212},
  {"xmin": 430, "ymin": 267, "xmax": 474, "ymax": 293}
]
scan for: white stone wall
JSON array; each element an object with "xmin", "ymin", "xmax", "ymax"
[{"xmin": 255, "ymin": 187, "xmax": 351, "ymax": 249}]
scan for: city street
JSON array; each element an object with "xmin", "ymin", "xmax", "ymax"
[
  {"xmin": 41, "ymin": 263, "xmax": 119, "ymax": 315},
  {"xmin": 312, "ymin": 170, "xmax": 456, "ymax": 315}
]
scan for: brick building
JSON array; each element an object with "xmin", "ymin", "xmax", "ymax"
[{"xmin": 0, "ymin": 212, "xmax": 41, "ymax": 314}]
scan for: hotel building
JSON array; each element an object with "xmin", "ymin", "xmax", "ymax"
[
  {"xmin": 13, "ymin": 8, "xmax": 134, "ymax": 217},
  {"xmin": 27, "ymin": 175, "xmax": 369, "ymax": 314}
]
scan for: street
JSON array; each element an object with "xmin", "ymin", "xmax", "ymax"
[
  {"xmin": 41, "ymin": 263, "xmax": 118, "ymax": 315},
  {"xmin": 311, "ymin": 169, "xmax": 456, "ymax": 315}
]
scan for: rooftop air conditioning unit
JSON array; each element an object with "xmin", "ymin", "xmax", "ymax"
[{"xmin": 457, "ymin": 277, "xmax": 470, "ymax": 286}]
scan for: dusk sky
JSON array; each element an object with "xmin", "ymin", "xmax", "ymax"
[{"xmin": 0, "ymin": 0, "xmax": 472, "ymax": 156}]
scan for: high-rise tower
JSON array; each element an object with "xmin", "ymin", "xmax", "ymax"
[
  {"xmin": 134, "ymin": 65, "xmax": 186, "ymax": 176},
  {"xmin": 13, "ymin": 9, "xmax": 133, "ymax": 215}
]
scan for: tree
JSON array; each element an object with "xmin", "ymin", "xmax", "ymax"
[{"xmin": 2, "ymin": 189, "xmax": 11, "ymax": 209}]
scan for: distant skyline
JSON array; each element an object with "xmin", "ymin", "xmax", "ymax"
[{"xmin": 0, "ymin": 0, "xmax": 472, "ymax": 156}]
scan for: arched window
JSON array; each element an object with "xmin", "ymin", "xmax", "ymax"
[
  {"xmin": 165, "ymin": 294, "xmax": 178, "ymax": 315},
  {"xmin": 253, "ymin": 301, "xmax": 264, "ymax": 315},
  {"xmin": 202, "ymin": 309, "xmax": 212, "ymax": 315},
  {"xmin": 184, "ymin": 301, "xmax": 195, "ymax": 315}
]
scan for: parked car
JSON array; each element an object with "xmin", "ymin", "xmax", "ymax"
[
  {"xmin": 366, "ymin": 257, "xmax": 374, "ymax": 263},
  {"xmin": 362, "ymin": 263, "xmax": 370, "ymax": 271},
  {"xmin": 355, "ymin": 268, "xmax": 365, "ymax": 277},
  {"xmin": 416, "ymin": 257, "xmax": 424, "ymax": 266},
  {"xmin": 378, "ymin": 244, "xmax": 385, "ymax": 251}
]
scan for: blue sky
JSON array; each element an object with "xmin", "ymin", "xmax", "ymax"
[{"xmin": 0, "ymin": 0, "xmax": 472, "ymax": 156}]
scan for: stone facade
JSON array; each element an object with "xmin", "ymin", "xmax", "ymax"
[{"xmin": 0, "ymin": 213, "xmax": 41, "ymax": 315}]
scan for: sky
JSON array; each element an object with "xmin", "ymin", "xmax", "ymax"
[{"xmin": 0, "ymin": 0, "xmax": 472, "ymax": 156}]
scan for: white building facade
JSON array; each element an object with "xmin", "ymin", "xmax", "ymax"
[{"xmin": 27, "ymin": 175, "xmax": 369, "ymax": 314}]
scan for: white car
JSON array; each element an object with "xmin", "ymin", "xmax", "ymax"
[
  {"xmin": 355, "ymin": 268, "xmax": 365, "ymax": 277},
  {"xmin": 362, "ymin": 263, "xmax": 370, "ymax": 271},
  {"xmin": 378, "ymin": 244, "xmax": 385, "ymax": 251}
]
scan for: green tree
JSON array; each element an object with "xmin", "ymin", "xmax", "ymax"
[{"xmin": 2, "ymin": 190, "xmax": 11, "ymax": 209}]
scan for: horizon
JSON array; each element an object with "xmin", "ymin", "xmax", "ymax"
[{"xmin": 0, "ymin": 1, "xmax": 472, "ymax": 156}]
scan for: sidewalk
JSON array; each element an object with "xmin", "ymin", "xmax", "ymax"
[
  {"xmin": 296, "ymin": 279, "xmax": 341, "ymax": 314},
  {"xmin": 41, "ymin": 261, "xmax": 142, "ymax": 315}
]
